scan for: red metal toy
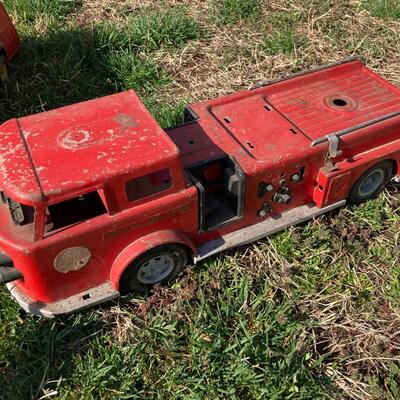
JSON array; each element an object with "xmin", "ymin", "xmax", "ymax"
[
  {"xmin": 1, "ymin": 58, "xmax": 399, "ymax": 317},
  {"xmin": 0, "ymin": 4, "xmax": 20, "ymax": 81}
]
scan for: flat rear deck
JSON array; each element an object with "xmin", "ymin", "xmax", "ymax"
[
  {"xmin": 170, "ymin": 59, "xmax": 400, "ymax": 165},
  {"xmin": 265, "ymin": 59, "xmax": 400, "ymax": 139}
]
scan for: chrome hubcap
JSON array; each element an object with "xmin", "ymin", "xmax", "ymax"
[
  {"xmin": 137, "ymin": 254, "xmax": 174, "ymax": 284},
  {"xmin": 358, "ymin": 169, "xmax": 384, "ymax": 198}
]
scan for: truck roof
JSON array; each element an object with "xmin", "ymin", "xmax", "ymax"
[
  {"xmin": 181, "ymin": 59, "xmax": 400, "ymax": 163},
  {"xmin": 0, "ymin": 90, "xmax": 179, "ymax": 205}
]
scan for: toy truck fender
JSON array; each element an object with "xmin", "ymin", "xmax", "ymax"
[
  {"xmin": 109, "ymin": 230, "xmax": 196, "ymax": 290},
  {"xmin": 314, "ymin": 142, "xmax": 400, "ymax": 207}
]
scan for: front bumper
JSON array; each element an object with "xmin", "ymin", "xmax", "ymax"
[{"xmin": 6, "ymin": 282, "xmax": 119, "ymax": 318}]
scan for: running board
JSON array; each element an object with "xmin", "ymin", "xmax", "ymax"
[
  {"xmin": 195, "ymin": 200, "xmax": 346, "ymax": 261},
  {"xmin": 7, "ymin": 281, "xmax": 119, "ymax": 318}
]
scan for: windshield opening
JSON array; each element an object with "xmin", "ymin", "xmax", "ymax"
[{"xmin": 44, "ymin": 190, "xmax": 107, "ymax": 236}]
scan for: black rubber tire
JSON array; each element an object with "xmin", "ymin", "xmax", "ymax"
[
  {"xmin": 120, "ymin": 244, "xmax": 188, "ymax": 294},
  {"xmin": 348, "ymin": 160, "xmax": 393, "ymax": 204}
]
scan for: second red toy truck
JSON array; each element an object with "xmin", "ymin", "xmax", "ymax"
[
  {"xmin": 0, "ymin": 4, "xmax": 20, "ymax": 81},
  {"xmin": 1, "ymin": 58, "xmax": 399, "ymax": 317}
]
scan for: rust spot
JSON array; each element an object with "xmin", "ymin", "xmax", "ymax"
[{"xmin": 113, "ymin": 113, "xmax": 137, "ymax": 129}]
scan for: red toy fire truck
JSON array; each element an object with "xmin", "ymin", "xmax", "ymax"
[
  {"xmin": 1, "ymin": 58, "xmax": 399, "ymax": 317},
  {"xmin": 0, "ymin": 4, "xmax": 20, "ymax": 81}
]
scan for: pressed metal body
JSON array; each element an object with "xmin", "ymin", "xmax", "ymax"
[
  {"xmin": 1, "ymin": 59, "xmax": 400, "ymax": 315},
  {"xmin": 0, "ymin": 5, "xmax": 20, "ymax": 61}
]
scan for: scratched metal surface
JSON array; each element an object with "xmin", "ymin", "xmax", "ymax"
[{"xmin": 187, "ymin": 59, "xmax": 400, "ymax": 165}]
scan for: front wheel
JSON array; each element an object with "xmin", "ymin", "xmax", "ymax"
[
  {"xmin": 348, "ymin": 160, "xmax": 394, "ymax": 204},
  {"xmin": 120, "ymin": 244, "xmax": 189, "ymax": 294}
]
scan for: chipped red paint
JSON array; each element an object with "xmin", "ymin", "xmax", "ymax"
[
  {"xmin": 0, "ymin": 91, "xmax": 182, "ymax": 205},
  {"xmin": 0, "ymin": 5, "xmax": 20, "ymax": 61},
  {"xmin": 1, "ymin": 59, "xmax": 400, "ymax": 314}
]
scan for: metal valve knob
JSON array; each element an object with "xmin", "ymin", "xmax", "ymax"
[{"xmin": 273, "ymin": 192, "xmax": 291, "ymax": 204}]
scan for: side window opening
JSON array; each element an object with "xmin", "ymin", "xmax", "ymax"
[
  {"xmin": 46, "ymin": 191, "xmax": 107, "ymax": 232},
  {"xmin": 126, "ymin": 169, "xmax": 172, "ymax": 202}
]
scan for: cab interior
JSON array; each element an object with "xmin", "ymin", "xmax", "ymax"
[{"xmin": 187, "ymin": 156, "xmax": 244, "ymax": 230}]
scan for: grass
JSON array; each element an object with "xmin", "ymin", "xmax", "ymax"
[
  {"xmin": 1, "ymin": 1, "xmax": 400, "ymax": 399},
  {"xmin": 124, "ymin": 9, "xmax": 203, "ymax": 51},
  {"xmin": 105, "ymin": 51, "xmax": 170, "ymax": 92},
  {"xmin": 3, "ymin": 0, "xmax": 77, "ymax": 21},
  {"xmin": 0, "ymin": 6, "xmax": 201, "ymax": 121},
  {"xmin": 263, "ymin": 11, "xmax": 308, "ymax": 55},
  {"xmin": 211, "ymin": 0, "xmax": 263, "ymax": 25},
  {"xmin": 59, "ymin": 284, "xmax": 328, "ymax": 399},
  {"xmin": 362, "ymin": 0, "xmax": 400, "ymax": 20},
  {"xmin": 92, "ymin": 9, "xmax": 203, "ymax": 52},
  {"xmin": 264, "ymin": 29, "xmax": 307, "ymax": 56}
]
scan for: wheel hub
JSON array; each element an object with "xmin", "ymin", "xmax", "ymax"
[
  {"xmin": 137, "ymin": 254, "xmax": 175, "ymax": 284},
  {"xmin": 358, "ymin": 169, "xmax": 385, "ymax": 198}
]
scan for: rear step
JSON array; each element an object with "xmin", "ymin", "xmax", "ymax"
[{"xmin": 195, "ymin": 200, "xmax": 346, "ymax": 261}]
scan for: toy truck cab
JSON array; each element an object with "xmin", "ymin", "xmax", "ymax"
[
  {"xmin": 0, "ymin": 91, "xmax": 198, "ymax": 316},
  {"xmin": 0, "ymin": 4, "xmax": 20, "ymax": 80}
]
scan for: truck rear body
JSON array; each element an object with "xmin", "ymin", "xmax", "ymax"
[{"xmin": 168, "ymin": 59, "xmax": 400, "ymax": 241}]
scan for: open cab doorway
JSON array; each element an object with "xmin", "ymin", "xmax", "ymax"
[{"xmin": 187, "ymin": 156, "xmax": 245, "ymax": 231}]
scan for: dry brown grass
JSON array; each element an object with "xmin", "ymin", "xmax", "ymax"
[
  {"xmin": 109, "ymin": 0, "xmax": 400, "ymax": 110},
  {"xmin": 69, "ymin": 0, "xmax": 400, "ymax": 104},
  {"xmin": 69, "ymin": 0, "xmax": 211, "ymax": 26}
]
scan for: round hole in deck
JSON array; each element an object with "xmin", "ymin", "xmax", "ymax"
[
  {"xmin": 325, "ymin": 94, "xmax": 357, "ymax": 111},
  {"xmin": 224, "ymin": 117, "xmax": 231, "ymax": 123},
  {"xmin": 189, "ymin": 140, "xmax": 194, "ymax": 144},
  {"xmin": 332, "ymin": 98, "xmax": 347, "ymax": 107}
]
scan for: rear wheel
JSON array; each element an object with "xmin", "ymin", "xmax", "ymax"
[
  {"xmin": 120, "ymin": 244, "xmax": 188, "ymax": 294},
  {"xmin": 348, "ymin": 160, "xmax": 393, "ymax": 204}
]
